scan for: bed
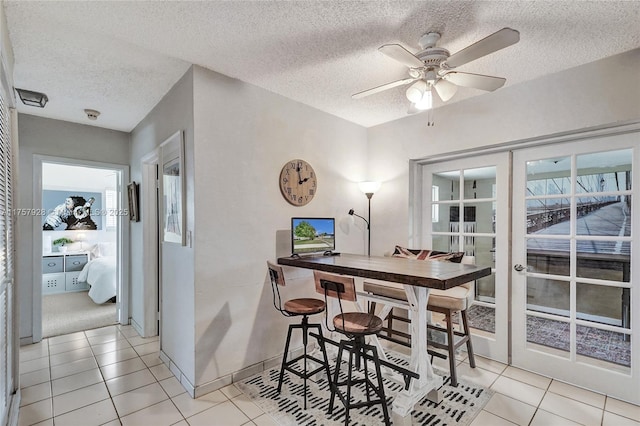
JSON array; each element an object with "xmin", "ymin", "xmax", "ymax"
[{"xmin": 78, "ymin": 243, "xmax": 117, "ymax": 304}]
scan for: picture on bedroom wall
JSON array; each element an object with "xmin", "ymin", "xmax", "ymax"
[{"xmin": 42, "ymin": 190, "xmax": 103, "ymax": 231}]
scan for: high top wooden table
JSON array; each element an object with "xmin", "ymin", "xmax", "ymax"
[{"xmin": 278, "ymin": 253, "xmax": 491, "ymax": 424}]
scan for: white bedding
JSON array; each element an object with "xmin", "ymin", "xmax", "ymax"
[{"xmin": 78, "ymin": 256, "xmax": 116, "ymax": 304}]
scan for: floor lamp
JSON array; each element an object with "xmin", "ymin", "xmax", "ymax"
[{"xmin": 348, "ymin": 181, "xmax": 381, "ymax": 256}]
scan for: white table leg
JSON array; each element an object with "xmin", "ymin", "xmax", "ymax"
[{"xmin": 392, "ymin": 286, "xmax": 443, "ymax": 420}]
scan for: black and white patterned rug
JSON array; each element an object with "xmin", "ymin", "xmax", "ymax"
[{"xmin": 237, "ymin": 352, "xmax": 491, "ymax": 425}]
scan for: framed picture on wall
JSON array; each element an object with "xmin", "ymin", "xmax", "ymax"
[
  {"xmin": 160, "ymin": 130, "xmax": 185, "ymax": 245},
  {"xmin": 127, "ymin": 182, "xmax": 140, "ymax": 222},
  {"xmin": 42, "ymin": 190, "xmax": 102, "ymax": 231}
]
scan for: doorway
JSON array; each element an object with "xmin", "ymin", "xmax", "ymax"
[
  {"xmin": 512, "ymin": 134, "xmax": 638, "ymax": 404},
  {"xmin": 418, "ymin": 152, "xmax": 510, "ymax": 363},
  {"xmin": 33, "ymin": 156, "xmax": 129, "ymax": 341},
  {"xmin": 415, "ymin": 127, "xmax": 639, "ymax": 404}
]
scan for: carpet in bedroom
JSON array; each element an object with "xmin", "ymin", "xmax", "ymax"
[{"xmin": 42, "ymin": 291, "xmax": 117, "ymax": 338}]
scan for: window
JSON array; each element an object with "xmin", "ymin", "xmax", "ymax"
[
  {"xmin": 0, "ymin": 75, "xmax": 15, "ymax": 425},
  {"xmin": 432, "ymin": 185, "xmax": 439, "ymax": 223}
]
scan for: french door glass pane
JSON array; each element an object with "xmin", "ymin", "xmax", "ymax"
[
  {"xmin": 576, "ymin": 149, "xmax": 632, "ymax": 193},
  {"xmin": 527, "ymin": 315, "xmax": 570, "ymax": 357},
  {"xmin": 432, "ymin": 234, "xmax": 451, "ymax": 252},
  {"xmin": 527, "ymin": 238, "xmax": 570, "ymax": 276},
  {"xmin": 576, "ymin": 282, "xmax": 627, "ymax": 326},
  {"xmin": 526, "ymin": 157, "xmax": 571, "ymax": 196},
  {"xmin": 527, "ymin": 277, "xmax": 569, "ymax": 315},
  {"xmin": 576, "ymin": 243, "xmax": 630, "ymax": 282},
  {"xmin": 433, "ymin": 170, "xmax": 460, "ymax": 201},
  {"xmin": 462, "ymin": 201, "xmax": 494, "ymax": 234},
  {"xmin": 576, "ymin": 197, "xmax": 631, "ymax": 237},
  {"xmin": 432, "ymin": 203, "xmax": 454, "ymax": 233},
  {"xmin": 463, "ymin": 167, "xmax": 495, "ymax": 199},
  {"xmin": 473, "ymin": 236, "xmax": 496, "ymax": 303},
  {"xmin": 526, "ymin": 197, "xmax": 571, "ymax": 234},
  {"xmin": 577, "ymin": 325, "xmax": 630, "ymax": 369}
]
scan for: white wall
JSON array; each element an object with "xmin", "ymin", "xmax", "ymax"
[
  {"xmin": 190, "ymin": 66, "xmax": 368, "ymax": 391},
  {"xmin": 129, "ymin": 68, "xmax": 196, "ymax": 382},
  {"xmin": 0, "ymin": 0, "xmax": 14, "ymax": 92},
  {"xmin": 17, "ymin": 115, "xmax": 129, "ymax": 339},
  {"xmin": 367, "ymin": 48, "xmax": 640, "ymax": 255}
]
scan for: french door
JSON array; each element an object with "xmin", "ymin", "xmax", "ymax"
[
  {"xmin": 418, "ymin": 152, "xmax": 510, "ymax": 363},
  {"xmin": 512, "ymin": 134, "xmax": 639, "ymax": 404}
]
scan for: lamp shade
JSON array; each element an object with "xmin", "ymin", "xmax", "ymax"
[
  {"xmin": 405, "ymin": 80, "xmax": 426, "ymax": 103},
  {"xmin": 414, "ymin": 89, "xmax": 433, "ymax": 110},
  {"xmin": 358, "ymin": 181, "xmax": 381, "ymax": 195}
]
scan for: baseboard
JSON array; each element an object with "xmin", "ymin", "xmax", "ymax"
[
  {"xmin": 130, "ymin": 318, "xmax": 144, "ymax": 337},
  {"xmin": 6, "ymin": 389, "xmax": 20, "ymax": 426},
  {"xmin": 161, "ymin": 347, "xmax": 303, "ymax": 399},
  {"xmin": 158, "ymin": 349, "xmax": 195, "ymax": 398},
  {"xmin": 20, "ymin": 336, "xmax": 33, "ymax": 346}
]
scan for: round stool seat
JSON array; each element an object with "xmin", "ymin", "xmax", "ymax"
[
  {"xmin": 284, "ymin": 298, "xmax": 326, "ymax": 315},
  {"xmin": 334, "ymin": 312, "xmax": 383, "ymax": 335}
]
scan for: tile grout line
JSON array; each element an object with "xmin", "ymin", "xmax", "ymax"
[{"xmin": 21, "ymin": 326, "xmax": 640, "ymax": 426}]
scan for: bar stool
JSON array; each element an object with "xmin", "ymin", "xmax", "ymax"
[
  {"xmin": 266, "ymin": 261, "xmax": 332, "ymax": 409},
  {"xmin": 313, "ymin": 270, "xmax": 391, "ymax": 426},
  {"xmin": 363, "ymin": 255, "xmax": 476, "ymax": 387}
]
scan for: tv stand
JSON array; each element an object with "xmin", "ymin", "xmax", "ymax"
[
  {"xmin": 323, "ymin": 251, "xmax": 340, "ymax": 256},
  {"xmin": 290, "ymin": 253, "xmax": 301, "ymax": 259}
]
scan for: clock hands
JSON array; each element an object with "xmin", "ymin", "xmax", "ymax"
[{"xmin": 296, "ymin": 165, "xmax": 310, "ymax": 184}]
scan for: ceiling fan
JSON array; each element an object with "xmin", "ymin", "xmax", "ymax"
[{"xmin": 352, "ymin": 28, "xmax": 520, "ymax": 112}]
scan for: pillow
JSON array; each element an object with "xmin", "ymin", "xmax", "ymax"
[
  {"xmin": 392, "ymin": 245, "xmax": 465, "ymax": 263},
  {"xmin": 90, "ymin": 242, "xmax": 117, "ymax": 258}
]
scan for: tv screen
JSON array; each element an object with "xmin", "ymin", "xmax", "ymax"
[{"xmin": 291, "ymin": 217, "xmax": 335, "ymax": 255}]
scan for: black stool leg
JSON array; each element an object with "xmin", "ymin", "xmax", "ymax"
[
  {"xmin": 301, "ymin": 316, "xmax": 309, "ymax": 409},
  {"xmin": 277, "ymin": 324, "xmax": 295, "ymax": 393},
  {"xmin": 345, "ymin": 344, "xmax": 355, "ymax": 426},
  {"xmin": 461, "ymin": 309, "xmax": 476, "ymax": 368},
  {"xmin": 444, "ymin": 311, "xmax": 458, "ymax": 387},
  {"xmin": 329, "ymin": 340, "xmax": 345, "ymax": 414},
  {"xmin": 370, "ymin": 344, "xmax": 391, "ymax": 426},
  {"xmin": 361, "ymin": 338, "xmax": 371, "ymax": 403}
]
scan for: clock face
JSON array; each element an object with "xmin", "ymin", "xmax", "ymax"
[{"xmin": 279, "ymin": 159, "xmax": 317, "ymax": 206}]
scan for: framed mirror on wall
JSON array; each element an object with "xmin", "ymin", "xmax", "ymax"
[{"xmin": 160, "ymin": 130, "xmax": 185, "ymax": 245}]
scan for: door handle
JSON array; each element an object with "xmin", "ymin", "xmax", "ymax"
[{"xmin": 514, "ymin": 264, "xmax": 525, "ymax": 272}]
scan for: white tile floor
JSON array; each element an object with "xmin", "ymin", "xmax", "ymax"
[{"xmin": 18, "ymin": 325, "xmax": 640, "ymax": 426}]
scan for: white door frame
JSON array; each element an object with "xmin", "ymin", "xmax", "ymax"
[
  {"xmin": 412, "ymin": 152, "xmax": 511, "ymax": 363},
  {"xmin": 32, "ymin": 155, "xmax": 130, "ymax": 341},
  {"xmin": 140, "ymin": 148, "xmax": 160, "ymax": 337},
  {"xmin": 511, "ymin": 132, "xmax": 639, "ymax": 404}
]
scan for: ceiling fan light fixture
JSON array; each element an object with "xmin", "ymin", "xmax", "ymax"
[
  {"xmin": 406, "ymin": 80, "xmax": 427, "ymax": 103},
  {"xmin": 425, "ymin": 69, "xmax": 437, "ymax": 84},
  {"xmin": 414, "ymin": 89, "xmax": 433, "ymax": 110}
]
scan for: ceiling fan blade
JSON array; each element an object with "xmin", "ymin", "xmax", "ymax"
[
  {"xmin": 444, "ymin": 28, "xmax": 520, "ymax": 69},
  {"xmin": 379, "ymin": 44, "xmax": 424, "ymax": 68},
  {"xmin": 443, "ymin": 72, "xmax": 506, "ymax": 92},
  {"xmin": 433, "ymin": 79, "xmax": 458, "ymax": 102},
  {"xmin": 351, "ymin": 77, "xmax": 417, "ymax": 99}
]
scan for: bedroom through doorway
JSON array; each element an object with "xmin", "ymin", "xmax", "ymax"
[{"xmin": 40, "ymin": 162, "xmax": 122, "ymax": 338}]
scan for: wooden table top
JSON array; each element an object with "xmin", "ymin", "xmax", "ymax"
[{"xmin": 277, "ymin": 253, "xmax": 491, "ymax": 290}]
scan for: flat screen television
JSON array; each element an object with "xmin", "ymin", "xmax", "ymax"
[{"xmin": 291, "ymin": 217, "xmax": 336, "ymax": 255}]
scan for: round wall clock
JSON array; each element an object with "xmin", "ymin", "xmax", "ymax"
[{"xmin": 279, "ymin": 159, "xmax": 317, "ymax": 206}]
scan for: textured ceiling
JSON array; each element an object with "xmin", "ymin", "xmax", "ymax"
[{"xmin": 4, "ymin": 1, "xmax": 640, "ymax": 132}]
